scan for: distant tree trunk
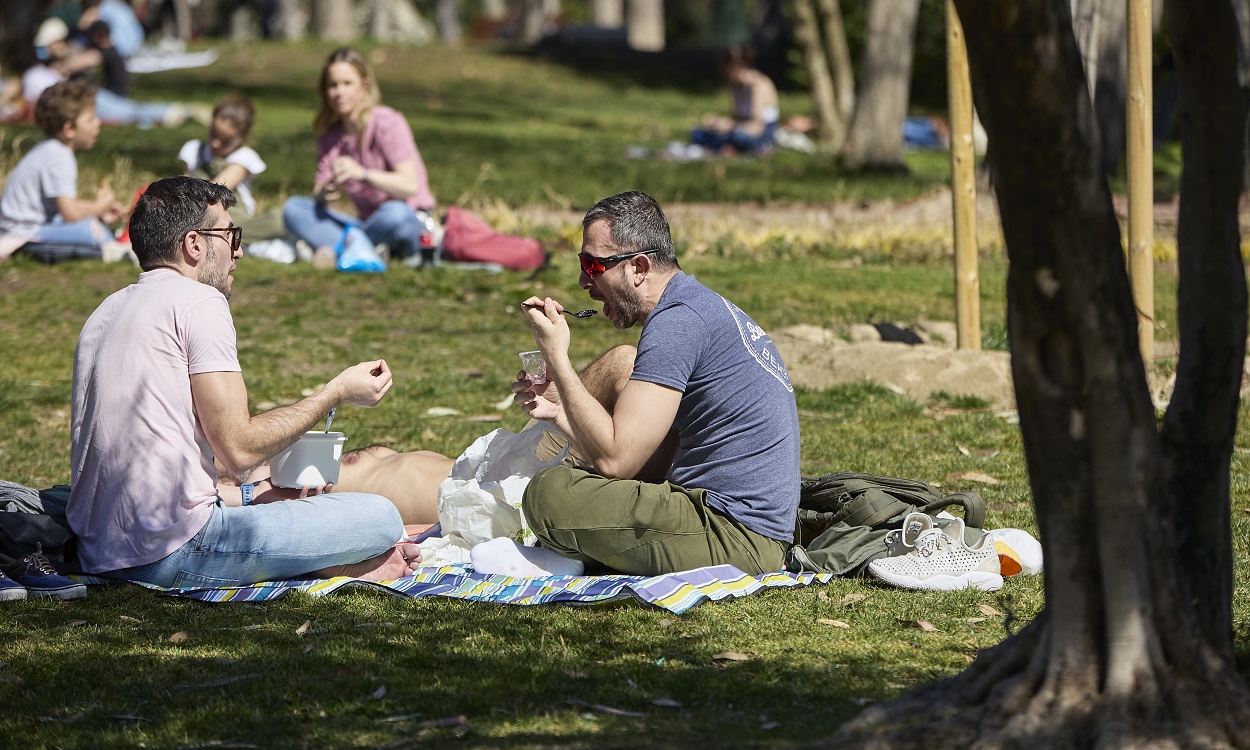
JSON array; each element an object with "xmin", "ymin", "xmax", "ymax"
[
  {"xmin": 790, "ymin": 0, "xmax": 844, "ymax": 150},
  {"xmin": 839, "ymin": 0, "xmax": 921, "ymax": 172},
  {"xmin": 627, "ymin": 0, "xmax": 664, "ymax": 51},
  {"xmin": 437, "ymin": 0, "xmax": 462, "ymax": 43},
  {"xmin": 1071, "ymin": 0, "xmax": 1127, "ymax": 174},
  {"xmin": 274, "ymin": 0, "xmax": 305, "ymax": 40},
  {"xmin": 511, "ymin": 0, "xmax": 556, "ymax": 44},
  {"xmin": 591, "ymin": 0, "xmax": 624, "ymax": 27},
  {"xmin": 311, "ymin": 0, "xmax": 357, "ymax": 41},
  {"xmin": 815, "ymin": 0, "xmax": 853, "ymax": 119},
  {"xmin": 823, "ymin": 1, "xmax": 1250, "ymax": 745}
]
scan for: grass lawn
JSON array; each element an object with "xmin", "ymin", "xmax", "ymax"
[{"xmin": 0, "ymin": 39, "xmax": 1244, "ymax": 749}]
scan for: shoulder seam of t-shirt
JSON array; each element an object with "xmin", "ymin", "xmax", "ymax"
[{"xmin": 630, "ymin": 303, "xmax": 709, "ymax": 391}]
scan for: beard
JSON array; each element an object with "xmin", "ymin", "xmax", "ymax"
[
  {"xmin": 199, "ymin": 244, "xmax": 232, "ymax": 300},
  {"xmin": 608, "ymin": 284, "xmax": 644, "ymax": 329}
]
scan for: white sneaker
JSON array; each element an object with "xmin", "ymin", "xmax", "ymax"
[
  {"xmin": 868, "ymin": 516, "xmax": 1003, "ymax": 591},
  {"xmin": 245, "ymin": 239, "xmax": 296, "ymax": 264},
  {"xmin": 883, "ymin": 512, "xmax": 935, "ymax": 557}
]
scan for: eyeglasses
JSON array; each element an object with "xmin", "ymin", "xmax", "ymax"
[
  {"xmin": 577, "ymin": 249, "xmax": 656, "ymax": 277},
  {"xmin": 189, "ymin": 226, "xmax": 242, "ymax": 253}
]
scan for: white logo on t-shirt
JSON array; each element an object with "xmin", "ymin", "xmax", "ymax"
[{"xmin": 723, "ymin": 298, "xmax": 793, "ymax": 391}]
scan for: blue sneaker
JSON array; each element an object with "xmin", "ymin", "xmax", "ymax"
[
  {"xmin": 1, "ymin": 545, "xmax": 86, "ymax": 601},
  {"xmin": 0, "ymin": 569, "xmax": 26, "ymax": 601}
]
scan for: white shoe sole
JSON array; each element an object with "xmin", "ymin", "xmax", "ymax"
[
  {"xmin": 25, "ymin": 585, "xmax": 87, "ymax": 601},
  {"xmin": 868, "ymin": 565, "xmax": 1004, "ymax": 592},
  {"xmin": 0, "ymin": 587, "xmax": 28, "ymax": 601}
]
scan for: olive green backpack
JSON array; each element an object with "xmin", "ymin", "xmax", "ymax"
[{"xmin": 785, "ymin": 471, "xmax": 986, "ymax": 576}]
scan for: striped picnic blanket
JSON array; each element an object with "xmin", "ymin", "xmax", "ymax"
[{"xmin": 80, "ymin": 564, "xmax": 835, "ymax": 615}]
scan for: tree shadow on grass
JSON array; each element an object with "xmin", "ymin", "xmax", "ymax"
[{"xmin": 1, "ymin": 584, "xmax": 976, "ymax": 749}]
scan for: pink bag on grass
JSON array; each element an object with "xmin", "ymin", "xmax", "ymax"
[{"xmin": 440, "ymin": 207, "xmax": 547, "ymax": 271}]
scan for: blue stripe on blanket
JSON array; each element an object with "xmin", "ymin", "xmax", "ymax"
[{"xmin": 75, "ymin": 564, "xmax": 835, "ymax": 615}]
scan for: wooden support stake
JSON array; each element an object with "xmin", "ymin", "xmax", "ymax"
[
  {"xmin": 1127, "ymin": 0, "xmax": 1154, "ymax": 361},
  {"xmin": 948, "ymin": 0, "xmax": 980, "ymax": 350}
]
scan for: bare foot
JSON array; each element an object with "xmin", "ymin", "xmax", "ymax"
[{"xmin": 312, "ymin": 542, "xmax": 421, "ymax": 581}]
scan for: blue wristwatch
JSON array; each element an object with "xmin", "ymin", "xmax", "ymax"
[{"xmin": 241, "ymin": 483, "xmax": 255, "ymax": 506}]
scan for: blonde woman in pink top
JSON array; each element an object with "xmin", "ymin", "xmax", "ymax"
[{"xmin": 282, "ymin": 47, "xmax": 438, "ymax": 267}]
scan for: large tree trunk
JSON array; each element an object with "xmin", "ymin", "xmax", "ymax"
[
  {"xmin": 819, "ymin": 1, "xmax": 1250, "ymax": 747},
  {"xmin": 790, "ymin": 0, "xmax": 844, "ymax": 150},
  {"xmin": 1158, "ymin": 0, "xmax": 1249, "ymax": 659},
  {"xmin": 839, "ymin": 0, "xmax": 920, "ymax": 172}
]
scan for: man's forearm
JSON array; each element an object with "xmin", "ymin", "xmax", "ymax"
[{"xmin": 220, "ymin": 386, "xmax": 341, "ymax": 476}]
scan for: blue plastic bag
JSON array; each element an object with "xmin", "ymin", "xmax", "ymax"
[{"xmin": 335, "ymin": 226, "xmax": 386, "ymax": 273}]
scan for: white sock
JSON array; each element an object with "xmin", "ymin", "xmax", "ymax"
[{"xmin": 470, "ymin": 538, "xmax": 585, "ymax": 578}]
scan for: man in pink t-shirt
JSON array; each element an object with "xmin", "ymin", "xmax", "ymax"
[{"xmin": 68, "ymin": 176, "xmax": 421, "ymax": 587}]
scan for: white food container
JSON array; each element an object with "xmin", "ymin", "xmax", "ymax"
[{"xmin": 270, "ymin": 431, "xmax": 347, "ymax": 488}]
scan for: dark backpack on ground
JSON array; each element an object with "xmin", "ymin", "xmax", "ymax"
[
  {"xmin": 0, "ymin": 481, "xmax": 78, "ymax": 570},
  {"xmin": 785, "ymin": 471, "xmax": 986, "ymax": 576}
]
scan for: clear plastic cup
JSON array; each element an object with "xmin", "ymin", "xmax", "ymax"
[{"xmin": 519, "ymin": 350, "xmax": 547, "ymax": 384}]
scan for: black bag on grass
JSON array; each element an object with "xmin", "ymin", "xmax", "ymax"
[
  {"xmin": 0, "ymin": 481, "xmax": 77, "ymax": 568},
  {"xmin": 786, "ymin": 471, "xmax": 985, "ymax": 576}
]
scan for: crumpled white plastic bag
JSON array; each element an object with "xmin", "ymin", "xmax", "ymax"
[{"xmin": 418, "ymin": 426, "xmax": 569, "ymax": 565}]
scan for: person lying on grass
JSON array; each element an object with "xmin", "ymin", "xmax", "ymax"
[
  {"xmin": 66, "ymin": 176, "xmax": 422, "ymax": 588},
  {"xmin": 510, "ymin": 190, "xmax": 801, "ymax": 577}
]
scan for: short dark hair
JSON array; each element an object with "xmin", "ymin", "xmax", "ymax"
[
  {"xmin": 129, "ymin": 176, "xmax": 236, "ymax": 270},
  {"xmin": 581, "ymin": 191, "xmax": 678, "ymax": 270},
  {"xmin": 34, "ymin": 78, "xmax": 96, "ymax": 138}
]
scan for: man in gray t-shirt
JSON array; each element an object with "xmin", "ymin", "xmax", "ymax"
[{"xmin": 513, "ymin": 191, "xmax": 800, "ymax": 576}]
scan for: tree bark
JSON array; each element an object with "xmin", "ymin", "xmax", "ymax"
[
  {"xmin": 839, "ymin": 0, "xmax": 921, "ymax": 172},
  {"xmin": 816, "ymin": 1, "xmax": 1250, "ymax": 746},
  {"xmin": 814, "ymin": 0, "xmax": 853, "ymax": 120},
  {"xmin": 1158, "ymin": 0, "xmax": 1248, "ymax": 660},
  {"xmin": 790, "ymin": 0, "xmax": 844, "ymax": 150},
  {"xmin": 311, "ymin": 0, "xmax": 358, "ymax": 41}
]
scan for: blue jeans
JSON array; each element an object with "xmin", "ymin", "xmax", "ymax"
[
  {"xmin": 95, "ymin": 89, "xmax": 173, "ymax": 129},
  {"xmin": 690, "ymin": 122, "xmax": 777, "ymax": 153},
  {"xmin": 108, "ymin": 493, "xmax": 404, "ymax": 588},
  {"xmin": 282, "ymin": 196, "xmax": 426, "ymax": 260},
  {"xmin": 34, "ymin": 217, "xmax": 114, "ymax": 248}
]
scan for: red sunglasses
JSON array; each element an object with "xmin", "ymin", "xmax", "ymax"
[{"xmin": 577, "ymin": 249, "xmax": 656, "ymax": 277}]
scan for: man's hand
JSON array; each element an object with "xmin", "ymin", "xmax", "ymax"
[
  {"xmin": 522, "ymin": 296, "xmax": 572, "ymax": 362},
  {"xmin": 512, "ymin": 369, "xmax": 563, "ymax": 422},
  {"xmin": 253, "ymin": 478, "xmax": 334, "ymax": 504},
  {"xmin": 330, "ymin": 359, "xmax": 392, "ymax": 408}
]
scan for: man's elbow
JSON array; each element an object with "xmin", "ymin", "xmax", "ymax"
[
  {"xmin": 593, "ymin": 456, "xmax": 643, "ymax": 480},
  {"xmin": 212, "ymin": 444, "xmax": 263, "ymax": 480}
]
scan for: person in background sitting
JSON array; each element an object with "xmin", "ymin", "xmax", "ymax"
[
  {"xmin": 0, "ymin": 78, "xmax": 129, "ymax": 263},
  {"xmin": 689, "ymin": 46, "xmax": 779, "ymax": 155},
  {"xmin": 282, "ymin": 47, "xmax": 439, "ymax": 268}
]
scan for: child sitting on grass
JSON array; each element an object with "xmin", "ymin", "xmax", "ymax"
[
  {"xmin": 179, "ymin": 93, "xmax": 289, "ymax": 259},
  {"xmin": 0, "ymin": 78, "xmax": 129, "ymax": 263}
]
